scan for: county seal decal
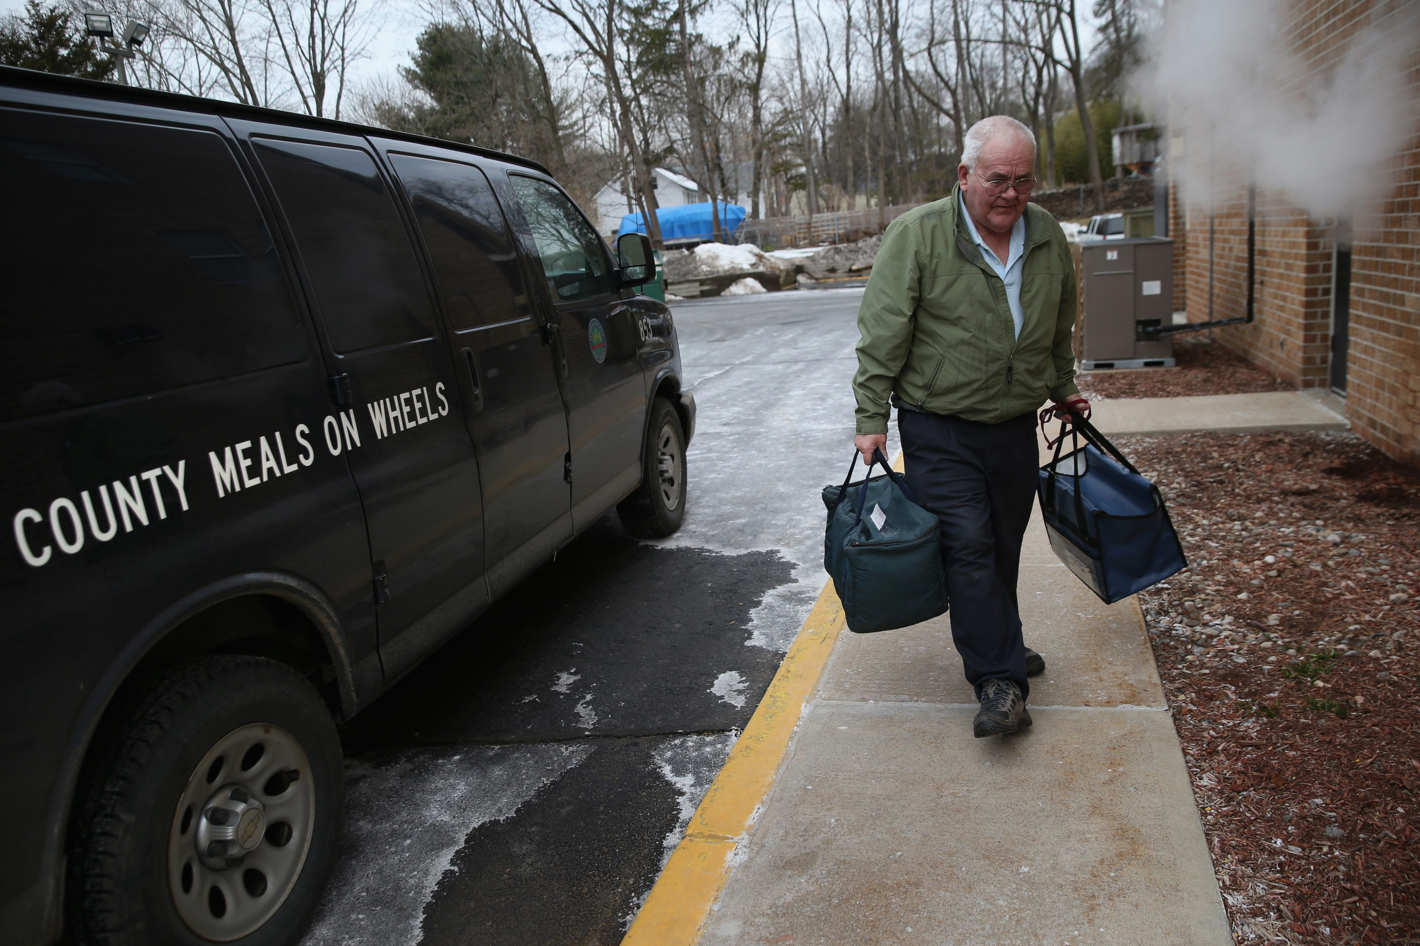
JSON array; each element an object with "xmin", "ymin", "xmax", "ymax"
[{"xmin": 588, "ymin": 318, "xmax": 608, "ymax": 364}]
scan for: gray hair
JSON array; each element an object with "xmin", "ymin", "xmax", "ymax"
[{"xmin": 961, "ymin": 116, "xmax": 1037, "ymax": 170}]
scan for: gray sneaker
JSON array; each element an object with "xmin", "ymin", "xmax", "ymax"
[{"xmin": 973, "ymin": 678, "xmax": 1032, "ymax": 737}]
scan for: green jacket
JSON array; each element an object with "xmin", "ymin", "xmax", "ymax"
[{"xmin": 853, "ymin": 187, "xmax": 1079, "ymax": 433}]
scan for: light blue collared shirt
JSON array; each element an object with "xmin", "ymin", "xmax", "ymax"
[{"xmin": 958, "ymin": 192, "xmax": 1027, "ymax": 339}]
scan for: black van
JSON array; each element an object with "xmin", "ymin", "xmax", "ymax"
[{"xmin": 0, "ymin": 66, "xmax": 693, "ymax": 946}]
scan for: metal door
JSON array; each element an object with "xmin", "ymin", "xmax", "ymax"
[
  {"xmin": 239, "ymin": 123, "xmax": 489, "ymax": 676},
  {"xmin": 383, "ymin": 148, "xmax": 574, "ymax": 598},
  {"xmin": 501, "ymin": 173, "xmax": 649, "ymax": 530}
]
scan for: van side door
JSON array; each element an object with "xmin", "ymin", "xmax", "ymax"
[
  {"xmin": 382, "ymin": 147, "xmax": 573, "ymax": 598},
  {"xmin": 234, "ymin": 123, "xmax": 489, "ymax": 676},
  {"xmin": 499, "ymin": 174, "xmax": 648, "ymax": 531}
]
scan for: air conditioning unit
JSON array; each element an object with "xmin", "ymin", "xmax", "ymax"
[{"xmin": 1080, "ymin": 237, "xmax": 1175, "ymax": 370}]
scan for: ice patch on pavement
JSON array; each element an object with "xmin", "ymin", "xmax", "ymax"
[
  {"xmin": 301, "ymin": 744, "xmax": 590, "ymax": 946},
  {"xmin": 722, "ymin": 277, "xmax": 767, "ymax": 295},
  {"xmin": 551, "ymin": 669, "xmax": 579, "ymax": 694},
  {"xmin": 573, "ymin": 690, "xmax": 599, "ymax": 729},
  {"xmin": 620, "ymin": 731, "xmax": 740, "ymax": 929},
  {"xmin": 710, "ymin": 670, "xmax": 749, "ymax": 708},
  {"xmin": 650, "ymin": 289, "xmax": 891, "ymax": 654}
]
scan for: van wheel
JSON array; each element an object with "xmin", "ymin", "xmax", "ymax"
[
  {"xmin": 72, "ymin": 655, "xmax": 342, "ymax": 946},
  {"xmin": 619, "ymin": 398, "xmax": 687, "ymax": 538}
]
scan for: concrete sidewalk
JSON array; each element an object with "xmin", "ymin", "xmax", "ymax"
[{"xmin": 626, "ymin": 390, "xmax": 1348, "ymax": 946}]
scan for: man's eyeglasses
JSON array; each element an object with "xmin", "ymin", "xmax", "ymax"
[{"xmin": 978, "ymin": 173, "xmax": 1035, "ymax": 195}]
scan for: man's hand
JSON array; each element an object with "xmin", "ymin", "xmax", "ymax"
[
  {"xmin": 854, "ymin": 433, "xmax": 886, "ymax": 465},
  {"xmin": 1050, "ymin": 394, "xmax": 1091, "ymax": 423}
]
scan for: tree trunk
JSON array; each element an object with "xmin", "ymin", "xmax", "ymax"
[
  {"xmin": 678, "ymin": 2, "xmax": 721, "ymax": 240},
  {"xmin": 788, "ymin": 0, "xmax": 817, "ymax": 217},
  {"xmin": 1057, "ymin": 0, "xmax": 1105, "ymax": 211}
]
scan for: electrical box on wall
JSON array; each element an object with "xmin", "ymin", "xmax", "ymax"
[{"xmin": 1080, "ymin": 237, "xmax": 1176, "ymax": 370}]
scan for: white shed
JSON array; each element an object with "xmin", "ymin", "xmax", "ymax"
[{"xmin": 594, "ymin": 168, "xmax": 699, "ymax": 235}]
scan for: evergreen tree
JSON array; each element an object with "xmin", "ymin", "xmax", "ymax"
[
  {"xmin": 391, "ymin": 22, "xmax": 566, "ymax": 160},
  {"xmin": 0, "ymin": 1, "xmax": 114, "ymax": 79}
]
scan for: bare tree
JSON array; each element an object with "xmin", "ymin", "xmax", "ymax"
[
  {"xmin": 734, "ymin": 0, "xmax": 778, "ymax": 219},
  {"xmin": 1045, "ymin": 0, "xmax": 1105, "ymax": 209},
  {"xmin": 675, "ymin": 1, "xmax": 723, "ymax": 239},
  {"xmin": 1008, "ymin": 0, "xmax": 1060, "ymax": 185},
  {"xmin": 258, "ymin": 0, "xmax": 369, "ymax": 117},
  {"xmin": 80, "ymin": 0, "xmax": 371, "ymax": 115},
  {"xmin": 810, "ymin": 0, "xmax": 854, "ymax": 209},
  {"xmin": 788, "ymin": 0, "xmax": 818, "ymax": 216},
  {"xmin": 521, "ymin": 0, "xmax": 669, "ymax": 246}
]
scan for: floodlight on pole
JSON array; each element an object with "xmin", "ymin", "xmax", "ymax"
[
  {"xmin": 122, "ymin": 21, "xmax": 150, "ymax": 48},
  {"xmin": 83, "ymin": 12, "xmax": 114, "ymax": 38}
]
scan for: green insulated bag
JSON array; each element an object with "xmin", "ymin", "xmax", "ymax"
[{"xmin": 822, "ymin": 450, "xmax": 949, "ymax": 633}]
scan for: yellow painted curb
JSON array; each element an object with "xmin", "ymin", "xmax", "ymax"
[
  {"xmin": 623, "ymin": 450, "xmax": 899, "ymax": 946},
  {"xmin": 621, "ymin": 576, "xmax": 846, "ymax": 946}
]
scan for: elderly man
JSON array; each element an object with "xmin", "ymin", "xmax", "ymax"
[{"xmin": 852, "ymin": 115, "xmax": 1089, "ymax": 737}]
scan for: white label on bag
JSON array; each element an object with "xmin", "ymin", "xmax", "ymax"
[{"xmin": 870, "ymin": 504, "xmax": 887, "ymax": 531}]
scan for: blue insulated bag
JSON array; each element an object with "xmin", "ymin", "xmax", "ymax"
[
  {"xmin": 823, "ymin": 449, "xmax": 949, "ymax": 633},
  {"xmin": 1037, "ymin": 413, "xmax": 1187, "ymax": 604}
]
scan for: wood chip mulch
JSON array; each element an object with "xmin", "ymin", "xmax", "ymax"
[
  {"xmin": 1077, "ymin": 335, "xmax": 1294, "ymax": 401},
  {"xmin": 1074, "ymin": 342, "xmax": 1420, "ymax": 945}
]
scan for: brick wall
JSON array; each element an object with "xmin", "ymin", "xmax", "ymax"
[
  {"xmin": 1168, "ymin": 177, "xmax": 1187, "ymax": 312},
  {"xmin": 1174, "ymin": 0, "xmax": 1420, "ymax": 462}
]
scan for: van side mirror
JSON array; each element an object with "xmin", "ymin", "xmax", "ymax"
[{"xmin": 616, "ymin": 233, "xmax": 656, "ymax": 287}]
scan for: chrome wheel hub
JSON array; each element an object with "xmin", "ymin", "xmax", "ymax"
[{"xmin": 196, "ymin": 785, "xmax": 267, "ymax": 868}]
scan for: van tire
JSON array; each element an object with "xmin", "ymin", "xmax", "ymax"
[
  {"xmin": 72, "ymin": 655, "xmax": 342, "ymax": 946},
  {"xmin": 618, "ymin": 397, "xmax": 687, "ymax": 538}
]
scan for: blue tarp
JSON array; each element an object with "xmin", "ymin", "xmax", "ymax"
[{"xmin": 618, "ymin": 202, "xmax": 747, "ymax": 242}]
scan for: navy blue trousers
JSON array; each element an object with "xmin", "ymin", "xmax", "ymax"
[{"xmin": 897, "ymin": 408, "xmax": 1038, "ymax": 698}]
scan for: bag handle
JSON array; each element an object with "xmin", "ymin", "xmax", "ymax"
[
  {"xmin": 852, "ymin": 448, "xmax": 900, "ymax": 518},
  {"xmin": 839, "ymin": 448, "xmax": 899, "ymax": 520},
  {"xmin": 1041, "ymin": 419, "xmax": 1093, "ymax": 545}
]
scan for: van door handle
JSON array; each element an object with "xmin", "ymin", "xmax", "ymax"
[
  {"xmin": 541, "ymin": 321, "xmax": 569, "ymax": 379},
  {"xmin": 462, "ymin": 347, "xmax": 485, "ymax": 413}
]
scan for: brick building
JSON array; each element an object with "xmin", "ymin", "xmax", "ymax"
[{"xmin": 1165, "ymin": 0, "xmax": 1420, "ymax": 463}]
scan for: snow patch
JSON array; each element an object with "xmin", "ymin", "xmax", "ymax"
[
  {"xmin": 693, "ymin": 241, "xmax": 766, "ymax": 270},
  {"xmin": 573, "ymin": 691, "xmax": 599, "ymax": 729},
  {"xmin": 302, "ymin": 745, "xmax": 590, "ymax": 946},
  {"xmin": 722, "ymin": 277, "xmax": 767, "ymax": 295},
  {"xmin": 766, "ymin": 245, "xmax": 829, "ymax": 260},
  {"xmin": 551, "ymin": 670, "xmax": 579, "ymax": 694},
  {"xmin": 620, "ymin": 732, "xmax": 740, "ymax": 929},
  {"xmin": 710, "ymin": 670, "xmax": 749, "ymax": 708}
]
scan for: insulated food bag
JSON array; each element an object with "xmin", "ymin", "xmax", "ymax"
[
  {"xmin": 1037, "ymin": 413, "xmax": 1187, "ymax": 603},
  {"xmin": 823, "ymin": 449, "xmax": 949, "ymax": 633}
]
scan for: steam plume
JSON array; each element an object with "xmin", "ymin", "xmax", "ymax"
[{"xmin": 1133, "ymin": 0, "xmax": 1419, "ymax": 222}]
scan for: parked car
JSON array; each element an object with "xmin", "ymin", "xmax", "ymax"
[
  {"xmin": 1079, "ymin": 212, "xmax": 1126, "ymax": 241},
  {"xmin": 0, "ymin": 65, "xmax": 693, "ymax": 946}
]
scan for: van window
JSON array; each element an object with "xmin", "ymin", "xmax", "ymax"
[
  {"xmin": 508, "ymin": 175, "xmax": 612, "ymax": 303},
  {"xmin": 255, "ymin": 138, "xmax": 436, "ymax": 352},
  {"xmin": 0, "ymin": 109, "xmax": 305, "ymax": 422},
  {"xmin": 390, "ymin": 154, "xmax": 529, "ymax": 331}
]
